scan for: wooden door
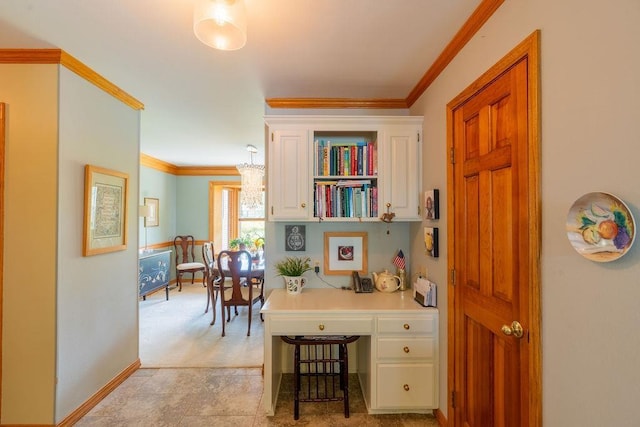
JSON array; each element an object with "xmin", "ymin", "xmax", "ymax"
[
  {"xmin": 0, "ymin": 102, "xmax": 5, "ymax": 420},
  {"xmin": 447, "ymin": 32, "xmax": 540, "ymax": 427}
]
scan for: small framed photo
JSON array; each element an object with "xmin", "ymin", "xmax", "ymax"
[
  {"xmin": 285, "ymin": 225, "xmax": 306, "ymax": 251},
  {"xmin": 144, "ymin": 197, "xmax": 159, "ymax": 227},
  {"xmin": 324, "ymin": 231, "xmax": 368, "ymax": 275},
  {"xmin": 424, "ymin": 189, "xmax": 439, "ymax": 220},
  {"xmin": 83, "ymin": 165, "xmax": 129, "ymax": 256},
  {"xmin": 424, "ymin": 227, "xmax": 439, "ymax": 258}
]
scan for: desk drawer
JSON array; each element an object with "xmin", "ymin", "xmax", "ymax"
[
  {"xmin": 269, "ymin": 315, "xmax": 373, "ymax": 335},
  {"xmin": 377, "ymin": 337, "xmax": 435, "ymax": 360},
  {"xmin": 377, "ymin": 315, "xmax": 435, "ymax": 335},
  {"xmin": 376, "ymin": 363, "xmax": 436, "ymax": 409}
]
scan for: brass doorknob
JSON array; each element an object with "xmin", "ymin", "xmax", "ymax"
[
  {"xmin": 501, "ymin": 321, "xmax": 524, "ymax": 338},
  {"xmin": 301, "ymin": 203, "xmax": 306, "ymax": 208}
]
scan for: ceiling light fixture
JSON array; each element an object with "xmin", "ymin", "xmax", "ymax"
[
  {"xmin": 236, "ymin": 144, "xmax": 264, "ymax": 209},
  {"xmin": 193, "ymin": 0, "xmax": 247, "ymax": 51}
]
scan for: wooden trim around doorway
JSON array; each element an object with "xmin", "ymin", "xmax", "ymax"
[{"xmin": 0, "ymin": 102, "xmax": 5, "ymax": 421}]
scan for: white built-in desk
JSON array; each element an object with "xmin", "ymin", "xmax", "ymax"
[{"xmin": 261, "ymin": 288, "xmax": 439, "ymax": 415}]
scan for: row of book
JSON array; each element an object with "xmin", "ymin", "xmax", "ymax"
[
  {"xmin": 314, "ymin": 180, "xmax": 378, "ymax": 218},
  {"xmin": 314, "ymin": 140, "xmax": 377, "ymax": 177}
]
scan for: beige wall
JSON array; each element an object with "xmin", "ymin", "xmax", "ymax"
[
  {"xmin": 1, "ymin": 64, "xmax": 59, "ymax": 423},
  {"xmin": 410, "ymin": 0, "xmax": 640, "ymax": 425}
]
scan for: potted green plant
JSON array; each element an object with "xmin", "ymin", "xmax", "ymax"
[
  {"xmin": 274, "ymin": 256, "xmax": 312, "ymax": 294},
  {"xmin": 229, "ymin": 236, "xmax": 253, "ymax": 250}
]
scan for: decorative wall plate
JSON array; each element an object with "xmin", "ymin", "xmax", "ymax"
[{"xmin": 566, "ymin": 192, "xmax": 635, "ymax": 262}]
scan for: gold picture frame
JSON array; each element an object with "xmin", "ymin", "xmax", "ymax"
[
  {"xmin": 324, "ymin": 231, "xmax": 368, "ymax": 275},
  {"xmin": 83, "ymin": 164, "xmax": 129, "ymax": 256},
  {"xmin": 144, "ymin": 197, "xmax": 159, "ymax": 227}
]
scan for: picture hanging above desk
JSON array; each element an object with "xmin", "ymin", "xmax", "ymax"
[
  {"xmin": 324, "ymin": 231, "xmax": 368, "ymax": 275},
  {"xmin": 285, "ymin": 225, "xmax": 306, "ymax": 251}
]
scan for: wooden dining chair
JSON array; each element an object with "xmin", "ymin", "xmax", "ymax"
[
  {"xmin": 202, "ymin": 242, "xmax": 221, "ymax": 324},
  {"xmin": 173, "ymin": 235, "xmax": 206, "ymax": 292},
  {"xmin": 216, "ymin": 250, "xmax": 263, "ymax": 337}
]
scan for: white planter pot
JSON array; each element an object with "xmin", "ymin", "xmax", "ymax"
[{"xmin": 283, "ymin": 276, "xmax": 306, "ymax": 295}]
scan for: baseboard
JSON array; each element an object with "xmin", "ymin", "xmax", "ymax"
[
  {"xmin": 56, "ymin": 359, "xmax": 141, "ymax": 427},
  {"xmin": 435, "ymin": 407, "xmax": 447, "ymax": 426}
]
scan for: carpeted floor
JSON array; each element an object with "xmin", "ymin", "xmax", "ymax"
[{"xmin": 139, "ymin": 282, "xmax": 264, "ymax": 368}]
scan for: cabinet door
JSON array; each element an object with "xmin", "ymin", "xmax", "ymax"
[
  {"xmin": 380, "ymin": 126, "xmax": 422, "ymax": 220},
  {"xmin": 268, "ymin": 129, "xmax": 311, "ymax": 220}
]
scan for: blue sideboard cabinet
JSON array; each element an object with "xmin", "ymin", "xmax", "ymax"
[{"xmin": 138, "ymin": 249, "xmax": 171, "ymax": 300}]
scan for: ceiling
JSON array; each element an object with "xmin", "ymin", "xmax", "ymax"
[{"xmin": 0, "ymin": 0, "xmax": 482, "ymax": 167}]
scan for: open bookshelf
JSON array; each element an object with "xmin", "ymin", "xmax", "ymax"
[{"xmin": 313, "ymin": 130, "xmax": 378, "ymax": 219}]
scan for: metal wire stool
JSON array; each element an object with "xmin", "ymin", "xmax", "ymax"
[{"xmin": 281, "ymin": 335, "xmax": 360, "ymax": 420}]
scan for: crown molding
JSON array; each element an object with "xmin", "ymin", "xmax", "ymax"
[
  {"xmin": 175, "ymin": 166, "xmax": 239, "ymax": 176},
  {"xmin": 140, "ymin": 153, "xmax": 178, "ymax": 174},
  {"xmin": 141, "ymin": 153, "xmax": 240, "ymax": 176},
  {"xmin": 265, "ymin": 0, "xmax": 504, "ymax": 110},
  {"xmin": 0, "ymin": 49, "xmax": 144, "ymax": 111},
  {"xmin": 265, "ymin": 98, "xmax": 407, "ymax": 109},
  {"xmin": 406, "ymin": 0, "xmax": 505, "ymax": 106}
]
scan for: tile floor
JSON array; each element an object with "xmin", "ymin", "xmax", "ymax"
[{"xmin": 76, "ymin": 367, "xmax": 438, "ymax": 426}]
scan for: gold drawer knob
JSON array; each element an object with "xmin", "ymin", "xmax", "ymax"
[
  {"xmin": 403, "ymin": 384, "xmax": 410, "ymax": 391},
  {"xmin": 403, "ymin": 323, "xmax": 410, "ymax": 330},
  {"xmin": 403, "ymin": 346, "xmax": 410, "ymax": 353},
  {"xmin": 318, "ymin": 324, "xmax": 325, "ymax": 331},
  {"xmin": 301, "ymin": 203, "xmax": 306, "ymax": 208}
]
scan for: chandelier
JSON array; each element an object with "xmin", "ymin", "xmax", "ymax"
[
  {"xmin": 236, "ymin": 145, "xmax": 265, "ymax": 209},
  {"xmin": 193, "ymin": 0, "xmax": 247, "ymax": 51}
]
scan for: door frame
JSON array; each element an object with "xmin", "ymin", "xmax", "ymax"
[{"xmin": 446, "ymin": 30, "xmax": 541, "ymax": 426}]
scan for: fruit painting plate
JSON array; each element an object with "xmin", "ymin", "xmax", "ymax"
[{"xmin": 566, "ymin": 192, "xmax": 635, "ymax": 262}]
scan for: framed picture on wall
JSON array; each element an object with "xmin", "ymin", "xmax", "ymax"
[
  {"xmin": 285, "ymin": 225, "xmax": 306, "ymax": 251},
  {"xmin": 324, "ymin": 231, "xmax": 368, "ymax": 275},
  {"xmin": 424, "ymin": 189, "xmax": 439, "ymax": 220},
  {"xmin": 424, "ymin": 227, "xmax": 439, "ymax": 258},
  {"xmin": 144, "ymin": 197, "xmax": 159, "ymax": 227},
  {"xmin": 83, "ymin": 164, "xmax": 129, "ymax": 256}
]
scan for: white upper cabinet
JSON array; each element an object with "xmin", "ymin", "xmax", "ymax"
[
  {"xmin": 266, "ymin": 116, "xmax": 423, "ymax": 222},
  {"xmin": 267, "ymin": 128, "xmax": 310, "ymax": 220},
  {"xmin": 380, "ymin": 124, "xmax": 423, "ymax": 221}
]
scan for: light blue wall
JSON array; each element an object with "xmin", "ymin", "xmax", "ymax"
[
  {"xmin": 56, "ymin": 68, "xmax": 141, "ymax": 422},
  {"xmin": 175, "ymin": 176, "xmax": 213, "ymax": 240},
  {"xmin": 264, "ymin": 221, "xmax": 413, "ymax": 292},
  {"xmin": 139, "ymin": 171, "xmax": 240, "ymax": 274},
  {"xmin": 140, "ymin": 166, "xmax": 177, "ymax": 248}
]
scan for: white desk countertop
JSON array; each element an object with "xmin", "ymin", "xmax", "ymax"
[{"xmin": 261, "ymin": 288, "xmax": 434, "ymax": 314}]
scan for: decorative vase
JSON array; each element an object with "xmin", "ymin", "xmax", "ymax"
[{"xmin": 284, "ymin": 276, "xmax": 306, "ymax": 295}]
